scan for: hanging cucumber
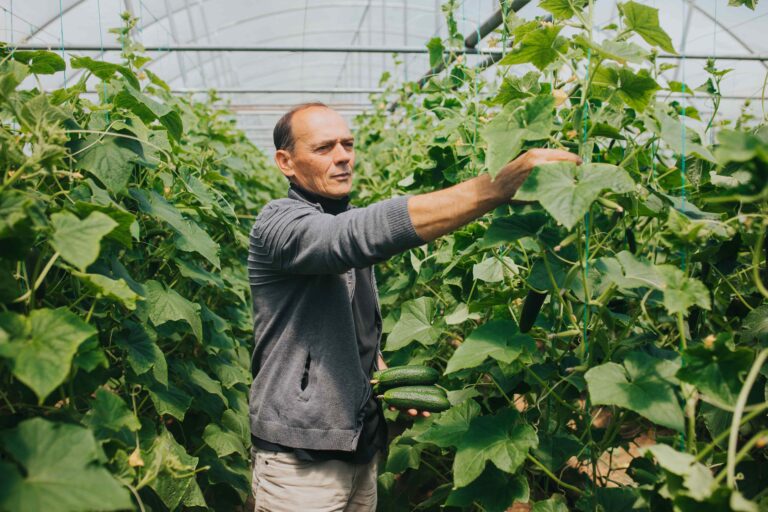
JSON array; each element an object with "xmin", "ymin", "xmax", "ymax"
[
  {"xmin": 625, "ymin": 228, "xmax": 637, "ymax": 254},
  {"xmin": 371, "ymin": 365, "xmax": 439, "ymax": 388},
  {"xmin": 519, "ymin": 290, "xmax": 547, "ymax": 333},
  {"xmin": 378, "ymin": 385, "xmax": 450, "ymax": 412}
]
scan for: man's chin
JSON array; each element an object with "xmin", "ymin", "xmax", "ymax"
[{"xmin": 325, "ymin": 183, "xmax": 352, "ymax": 198}]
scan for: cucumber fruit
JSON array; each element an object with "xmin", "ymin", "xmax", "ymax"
[
  {"xmin": 378, "ymin": 385, "xmax": 450, "ymax": 412},
  {"xmin": 519, "ymin": 290, "xmax": 547, "ymax": 333},
  {"xmin": 371, "ymin": 365, "xmax": 439, "ymax": 388}
]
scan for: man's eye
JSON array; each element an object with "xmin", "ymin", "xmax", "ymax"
[{"xmin": 343, "ymin": 142, "xmax": 354, "ymax": 150}]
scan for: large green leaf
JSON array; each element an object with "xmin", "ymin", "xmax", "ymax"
[
  {"xmin": 472, "ymin": 256, "xmax": 517, "ymax": 283},
  {"xmin": 72, "ymin": 133, "xmax": 143, "ymax": 193},
  {"xmin": 591, "ymin": 65, "xmax": 659, "ymax": 112},
  {"xmin": 384, "ymin": 297, "xmax": 440, "ymax": 351},
  {"xmin": 585, "ymin": 355, "xmax": 684, "ymax": 431},
  {"xmin": 677, "ymin": 335, "xmax": 753, "ymax": 405},
  {"xmin": 483, "ymin": 95, "xmax": 555, "ymax": 177},
  {"xmin": 654, "ymin": 109, "xmax": 716, "ymax": 162},
  {"xmin": 0, "ymin": 418, "xmax": 132, "ymax": 512},
  {"xmin": 142, "ymin": 428, "xmax": 200, "ymax": 510},
  {"xmin": 144, "ymin": 280, "xmax": 202, "ymax": 341},
  {"xmin": 445, "ymin": 467, "xmax": 529, "ymax": 511},
  {"xmin": 574, "ymin": 36, "xmax": 648, "ymax": 64},
  {"xmin": 499, "ymin": 25, "xmax": 567, "ymax": 70},
  {"xmin": 202, "ymin": 423, "xmax": 246, "ymax": 457},
  {"xmin": 0, "ymin": 308, "xmax": 96, "ymax": 402},
  {"xmin": 742, "ymin": 305, "xmax": 768, "ymax": 342},
  {"xmin": 114, "ymin": 84, "xmax": 183, "ymax": 141},
  {"xmin": 539, "ymin": 0, "xmax": 586, "ymax": 19},
  {"xmin": 619, "ymin": 1, "xmax": 676, "ymax": 53},
  {"xmin": 715, "ymin": 128, "xmax": 768, "ymax": 164},
  {"xmin": 481, "ymin": 211, "xmax": 548, "ymax": 247},
  {"xmin": 643, "ymin": 444, "xmax": 714, "ymax": 501},
  {"xmin": 515, "ymin": 162, "xmax": 635, "ymax": 229},
  {"xmin": 611, "ymin": 251, "xmax": 711, "ymax": 315},
  {"xmin": 147, "ymin": 383, "xmax": 193, "ymax": 420},
  {"xmin": 130, "ymin": 189, "xmax": 220, "ymax": 268},
  {"xmin": 11, "ymin": 50, "xmax": 65, "ymax": 75},
  {"xmin": 415, "ymin": 399, "xmax": 481, "ymax": 448},
  {"xmin": 50, "ymin": 210, "xmax": 117, "ymax": 271},
  {"xmin": 83, "ymin": 388, "xmax": 141, "ymax": 440},
  {"xmin": 70, "ymin": 55, "xmax": 140, "ymax": 89},
  {"xmin": 115, "ymin": 322, "xmax": 167, "ymax": 385},
  {"xmin": 73, "ymin": 201, "xmax": 138, "ymax": 248},
  {"xmin": 489, "ymin": 71, "xmax": 542, "ymax": 105},
  {"xmin": 445, "ymin": 320, "xmax": 536, "ymax": 374},
  {"xmin": 453, "ymin": 408, "xmax": 538, "ymax": 487},
  {"xmin": 533, "ymin": 495, "xmax": 569, "ymax": 512},
  {"xmin": 73, "ymin": 271, "xmax": 140, "ymax": 309},
  {"xmin": 426, "ymin": 37, "xmax": 445, "ymax": 69},
  {"xmin": 728, "ymin": 0, "xmax": 757, "ymax": 9}
]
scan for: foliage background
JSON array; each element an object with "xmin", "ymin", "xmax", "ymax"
[
  {"xmin": 0, "ymin": 15, "xmax": 283, "ymax": 512},
  {"xmin": 1, "ymin": 1, "xmax": 768, "ymax": 511},
  {"xmin": 353, "ymin": 1, "xmax": 768, "ymax": 511}
]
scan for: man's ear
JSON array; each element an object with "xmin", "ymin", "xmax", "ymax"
[{"xmin": 274, "ymin": 149, "xmax": 295, "ymax": 180}]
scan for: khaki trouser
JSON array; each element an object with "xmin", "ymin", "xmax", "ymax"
[{"xmin": 251, "ymin": 447, "xmax": 379, "ymax": 512}]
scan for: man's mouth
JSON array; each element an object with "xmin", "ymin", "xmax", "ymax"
[{"xmin": 330, "ymin": 172, "xmax": 351, "ymax": 180}]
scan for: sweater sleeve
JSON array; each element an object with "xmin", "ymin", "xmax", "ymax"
[{"xmin": 249, "ymin": 196, "xmax": 425, "ymax": 275}]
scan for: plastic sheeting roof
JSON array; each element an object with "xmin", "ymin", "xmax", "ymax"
[{"xmin": 1, "ymin": 0, "xmax": 766, "ymax": 151}]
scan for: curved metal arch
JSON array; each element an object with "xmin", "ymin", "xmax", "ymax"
[
  {"xmin": 62, "ymin": 0, "xmax": 222, "ymax": 88},
  {"xmin": 684, "ymin": 0, "xmax": 768, "ymax": 71},
  {"xmin": 168, "ymin": 62, "xmax": 374, "ymax": 89},
  {"xmin": 140, "ymin": 9, "xmax": 444, "ymax": 88},
  {"xmin": 20, "ymin": 0, "xmax": 87, "ymax": 43},
  {"xmin": 152, "ymin": 28, "xmax": 416, "ymax": 85},
  {"xmin": 209, "ymin": 2, "xmax": 437, "ymax": 37},
  {"xmin": 66, "ymin": 1, "xmax": 443, "ymax": 89},
  {"xmin": 159, "ymin": 52, "xmax": 352, "ymax": 86}
]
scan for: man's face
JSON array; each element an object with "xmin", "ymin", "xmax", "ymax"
[{"xmin": 275, "ymin": 106, "xmax": 355, "ymax": 199}]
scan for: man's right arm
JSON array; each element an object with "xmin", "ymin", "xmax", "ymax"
[
  {"xmin": 252, "ymin": 148, "xmax": 580, "ymax": 275},
  {"xmin": 407, "ymin": 148, "xmax": 580, "ymax": 242}
]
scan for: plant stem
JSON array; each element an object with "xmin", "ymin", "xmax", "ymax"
[
  {"xmin": 715, "ymin": 429, "xmax": 768, "ymax": 485},
  {"xmin": 676, "ymin": 311, "xmax": 687, "ymax": 350},
  {"xmin": 527, "ymin": 453, "xmax": 583, "ymax": 495},
  {"xmin": 752, "ymin": 223, "xmax": 768, "ymax": 300},
  {"xmin": 727, "ymin": 348, "xmax": 768, "ymax": 488}
]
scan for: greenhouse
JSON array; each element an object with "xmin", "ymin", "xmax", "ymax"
[{"xmin": 0, "ymin": 0, "xmax": 767, "ymax": 511}]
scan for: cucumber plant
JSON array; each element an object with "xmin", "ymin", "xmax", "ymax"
[
  {"xmin": 0, "ymin": 14, "xmax": 283, "ymax": 512},
  {"xmin": 355, "ymin": 1, "xmax": 768, "ymax": 510}
]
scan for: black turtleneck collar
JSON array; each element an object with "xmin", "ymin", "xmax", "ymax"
[{"xmin": 289, "ymin": 182, "xmax": 350, "ymax": 216}]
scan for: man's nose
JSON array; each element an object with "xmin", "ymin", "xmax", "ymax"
[{"xmin": 331, "ymin": 142, "xmax": 352, "ymax": 164}]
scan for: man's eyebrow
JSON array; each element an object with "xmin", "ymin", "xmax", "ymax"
[{"xmin": 311, "ymin": 137, "xmax": 355, "ymax": 149}]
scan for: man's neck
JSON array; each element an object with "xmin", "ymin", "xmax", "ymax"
[{"xmin": 289, "ymin": 182, "xmax": 350, "ymax": 215}]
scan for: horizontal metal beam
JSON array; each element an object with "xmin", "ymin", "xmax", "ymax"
[
  {"xmin": 656, "ymin": 54, "xmax": 768, "ymax": 62},
  {"xmin": 14, "ymin": 43, "xmax": 502, "ymax": 55},
  {"xmin": 84, "ymin": 87, "xmax": 384, "ymax": 94},
  {"xmin": 13, "ymin": 43, "xmax": 768, "ymax": 61}
]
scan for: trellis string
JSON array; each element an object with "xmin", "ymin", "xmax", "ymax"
[
  {"xmin": 96, "ymin": 0, "xmax": 109, "ymax": 122},
  {"xmin": 58, "ymin": 0, "xmax": 66, "ymax": 85}
]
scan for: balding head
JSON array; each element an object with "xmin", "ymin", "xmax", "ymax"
[
  {"xmin": 273, "ymin": 102, "xmax": 330, "ymax": 152},
  {"xmin": 273, "ymin": 104, "xmax": 355, "ymax": 199}
]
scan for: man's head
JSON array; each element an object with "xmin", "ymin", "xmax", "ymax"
[{"xmin": 273, "ymin": 103, "xmax": 355, "ymax": 199}]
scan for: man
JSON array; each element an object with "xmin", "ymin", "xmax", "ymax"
[{"xmin": 247, "ymin": 102, "xmax": 579, "ymax": 511}]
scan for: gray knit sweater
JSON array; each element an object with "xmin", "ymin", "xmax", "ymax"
[{"xmin": 247, "ymin": 188, "xmax": 424, "ymax": 451}]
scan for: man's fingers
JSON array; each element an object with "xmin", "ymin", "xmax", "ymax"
[
  {"xmin": 522, "ymin": 148, "xmax": 582, "ymax": 167},
  {"xmin": 387, "ymin": 405, "xmax": 430, "ymax": 418}
]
